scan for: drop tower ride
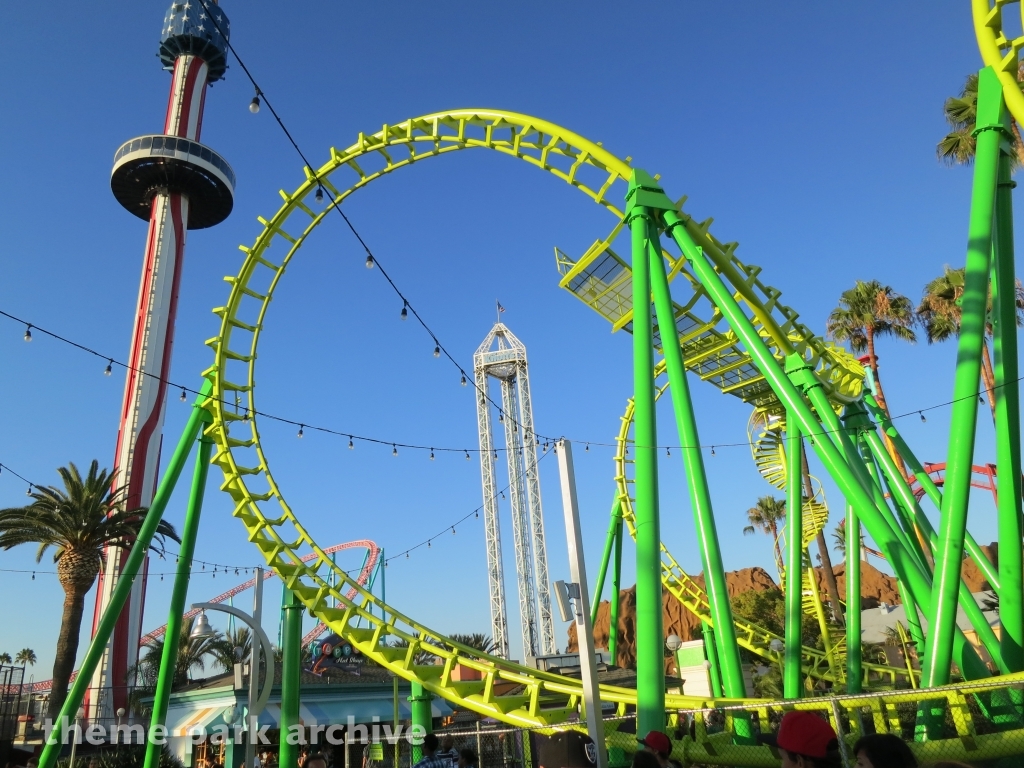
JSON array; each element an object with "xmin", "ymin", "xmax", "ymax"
[{"xmin": 88, "ymin": 1, "xmax": 235, "ymax": 720}]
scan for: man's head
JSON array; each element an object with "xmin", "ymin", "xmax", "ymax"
[
  {"xmin": 457, "ymin": 748, "xmax": 476, "ymax": 768},
  {"xmin": 441, "ymin": 737, "xmax": 455, "ymax": 752},
  {"xmin": 422, "ymin": 734, "xmax": 439, "ymax": 757},
  {"xmin": 761, "ymin": 712, "xmax": 840, "ymax": 768},
  {"xmin": 638, "ymin": 730, "xmax": 671, "ymax": 763},
  {"xmin": 302, "ymin": 753, "xmax": 328, "ymax": 768}
]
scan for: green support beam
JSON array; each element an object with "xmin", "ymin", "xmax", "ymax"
[
  {"xmin": 992, "ymin": 149, "xmax": 1024, "ymax": 673},
  {"xmin": 39, "ymin": 380, "xmax": 213, "ymax": 768},
  {"xmin": 924, "ymin": 66, "xmax": 1007, "ymax": 688},
  {"xmin": 610, "ymin": 513, "xmax": 623, "ymax": 665},
  {"xmin": 647, "ymin": 224, "xmax": 746, "ymax": 700},
  {"xmin": 591, "ymin": 499, "xmax": 622, "ymax": 626},
  {"xmin": 784, "ymin": 416, "xmax": 803, "ymax": 699},
  {"xmin": 845, "ymin": 502, "xmax": 862, "ymax": 693},
  {"xmin": 625, "ymin": 170, "xmax": 666, "ymax": 734},
  {"xmin": 143, "ymin": 426, "xmax": 213, "ymax": 768},
  {"xmin": 279, "ymin": 589, "xmax": 304, "ymax": 768},
  {"xmin": 409, "ymin": 682, "xmax": 433, "ymax": 763},
  {"xmin": 701, "ymin": 621, "xmax": 723, "ymax": 697}
]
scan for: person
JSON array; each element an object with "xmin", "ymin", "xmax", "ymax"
[
  {"xmin": 853, "ymin": 734, "xmax": 917, "ymax": 768},
  {"xmin": 760, "ymin": 711, "xmax": 842, "ymax": 768},
  {"xmin": 456, "ymin": 748, "xmax": 477, "ymax": 768},
  {"xmin": 436, "ymin": 736, "xmax": 459, "ymax": 768},
  {"xmin": 637, "ymin": 730, "xmax": 672, "ymax": 768},
  {"xmin": 412, "ymin": 734, "xmax": 451, "ymax": 768},
  {"xmin": 631, "ymin": 752, "xmax": 661, "ymax": 768},
  {"xmin": 302, "ymin": 754, "xmax": 328, "ymax": 768}
]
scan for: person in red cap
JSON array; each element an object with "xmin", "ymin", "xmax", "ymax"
[
  {"xmin": 761, "ymin": 711, "xmax": 842, "ymax": 768},
  {"xmin": 637, "ymin": 731, "xmax": 672, "ymax": 767}
]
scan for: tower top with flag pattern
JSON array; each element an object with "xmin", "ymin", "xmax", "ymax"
[{"xmin": 159, "ymin": 1, "xmax": 230, "ymax": 82}]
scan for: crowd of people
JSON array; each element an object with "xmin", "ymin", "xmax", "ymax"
[{"xmin": 635, "ymin": 711, "xmax": 985, "ymax": 768}]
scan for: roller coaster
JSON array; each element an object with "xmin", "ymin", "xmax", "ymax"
[{"xmin": 35, "ymin": 3, "xmax": 1024, "ymax": 766}]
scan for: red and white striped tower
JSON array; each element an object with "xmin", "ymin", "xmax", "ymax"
[{"xmin": 88, "ymin": 1, "xmax": 235, "ymax": 720}]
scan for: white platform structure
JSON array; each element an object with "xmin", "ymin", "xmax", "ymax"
[{"xmin": 473, "ymin": 322, "xmax": 556, "ymax": 661}]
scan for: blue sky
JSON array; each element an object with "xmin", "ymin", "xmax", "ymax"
[{"xmin": 0, "ymin": 1, "xmax": 1010, "ymax": 680}]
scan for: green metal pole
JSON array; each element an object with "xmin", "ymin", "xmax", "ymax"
[
  {"xmin": 662, "ymin": 208, "xmax": 989, "ymax": 681},
  {"xmin": 279, "ymin": 589, "xmax": 303, "ymax": 768},
  {"xmin": 861, "ymin": 427, "xmax": 1007, "ymax": 670},
  {"xmin": 591, "ymin": 500, "xmax": 622, "ymax": 626},
  {"xmin": 784, "ymin": 416, "xmax": 803, "ymax": 699},
  {"xmin": 700, "ymin": 622, "xmax": 723, "ymax": 697},
  {"xmin": 845, "ymin": 502, "xmax": 862, "ymax": 693},
  {"xmin": 39, "ymin": 380, "xmax": 213, "ymax": 768},
  {"xmin": 625, "ymin": 171, "xmax": 665, "ymax": 734},
  {"xmin": 992, "ymin": 150, "xmax": 1024, "ymax": 673},
  {"xmin": 648, "ymin": 234, "xmax": 746, "ymax": 699},
  {"xmin": 609, "ymin": 515, "xmax": 623, "ymax": 665},
  {"xmin": 143, "ymin": 427, "xmax": 213, "ymax": 768},
  {"xmin": 409, "ymin": 682, "xmax": 433, "ymax": 763},
  {"xmin": 923, "ymin": 65, "xmax": 1006, "ymax": 689},
  {"xmin": 862, "ymin": 392, "xmax": 1000, "ymax": 592}
]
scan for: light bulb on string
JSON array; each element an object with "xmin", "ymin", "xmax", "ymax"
[
  {"xmin": 498, "ymin": 412, "xmax": 504, "ymax": 423},
  {"xmin": 348, "ymin": 436, "xmax": 354, "ymax": 449},
  {"xmin": 666, "ymin": 447, "xmax": 671, "ymax": 457},
  {"xmin": 427, "ymin": 540, "xmax": 431, "ymax": 548},
  {"xmin": 451, "ymin": 527, "xmax": 456, "ymax": 535},
  {"xmin": 460, "ymin": 373, "xmax": 467, "ymax": 386},
  {"xmin": 433, "ymin": 344, "xmax": 441, "ymax": 358},
  {"xmin": 31, "ymin": 572, "xmax": 35, "ymax": 581},
  {"xmin": 297, "ymin": 425, "xmax": 304, "ymax": 438},
  {"xmin": 980, "ymin": 395, "xmax": 986, "ymax": 404},
  {"xmin": 249, "ymin": 94, "xmax": 261, "ymax": 113},
  {"xmin": 26, "ymin": 485, "xmax": 32, "ymax": 496},
  {"xmin": 180, "ymin": 388, "xmax": 187, "ymax": 402},
  {"xmin": 401, "ymin": 302, "xmax": 408, "ymax": 321},
  {"xmin": 242, "ymin": 409, "xmax": 250, "ymax": 422},
  {"xmin": 315, "ymin": 186, "xmax": 324, "ymax": 204},
  {"xmin": 919, "ymin": 411, "xmax": 927, "ymax": 423},
  {"xmin": 406, "ymin": 552, "xmax": 409, "ymax": 559},
  {"xmin": 475, "ymin": 511, "xmax": 479, "ymax": 518},
  {"xmin": 430, "ymin": 449, "xmax": 435, "ymax": 461},
  {"xmin": 392, "ymin": 445, "xmax": 398, "ymax": 457},
  {"xmin": 500, "ymin": 491, "xmax": 505, "ymax": 500},
  {"xmin": 365, "ymin": 254, "xmax": 374, "ymax": 269},
  {"xmin": 585, "ymin": 444, "xmax": 589, "ymax": 453},
  {"xmin": 465, "ymin": 450, "xmax": 471, "ymax": 460},
  {"xmin": 493, "ymin": 450, "xmax": 498, "ymax": 459},
  {"xmin": 710, "ymin": 445, "xmax": 716, "ymax": 456},
  {"xmin": 23, "ymin": 325, "xmax": 32, "ymax": 342},
  {"xmin": 104, "ymin": 360, "xmax": 113, "ymax": 376}
]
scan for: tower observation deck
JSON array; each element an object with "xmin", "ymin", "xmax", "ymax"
[
  {"xmin": 474, "ymin": 323, "xmax": 556, "ymax": 662},
  {"xmin": 85, "ymin": 0, "xmax": 234, "ymax": 722}
]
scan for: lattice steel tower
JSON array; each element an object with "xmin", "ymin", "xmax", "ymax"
[{"xmin": 474, "ymin": 323, "xmax": 555, "ymax": 661}]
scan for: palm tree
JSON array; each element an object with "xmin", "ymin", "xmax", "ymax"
[
  {"xmin": 448, "ymin": 633, "xmax": 497, "ymax": 654},
  {"xmin": 0, "ymin": 460, "xmax": 180, "ymax": 718},
  {"xmin": 0, "ymin": 653, "xmax": 11, "ymax": 666},
  {"xmin": 15, "ymin": 649, "xmax": 36, "ymax": 669},
  {"xmin": 826, "ymin": 280, "xmax": 917, "ymax": 473},
  {"xmin": 211, "ymin": 626, "xmax": 252, "ymax": 672},
  {"xmin": 743, "ymin": 495, "xmax": 786, "ymax": 568},
  {"xmin": 917, "ymin": 265, "xmax": 1024, "ymax": 421},
  {"xmin": 137, "ymin": 616, "xmax": 224, "ymax": 689},
  {"xmin": 937, "ymin": 72, "xmax": 1024, "ymax": 168}
]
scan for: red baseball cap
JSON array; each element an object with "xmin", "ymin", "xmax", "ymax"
[
  {"xmin": 638, "ymin": 731, "xmax": 671, "ymax": 755},
  {"xmin": 761, "ymin": 711, "xmax": 838, "ymax": 758}
]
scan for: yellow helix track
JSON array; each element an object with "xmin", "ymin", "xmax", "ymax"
[
  {"xmin": 746, "ymin": 412, "xmax": 846, "ymax": 685},
  {"xmin": 973, "ymin": 0, "xmax": 1024, "ymax": 128},
  {"xmin": 203, "ymin": 109, "xmax": 910, "ymax": 738},
  {"xmin": 609, "ymin": 370, "xmax": 908, "ymax": 690}
]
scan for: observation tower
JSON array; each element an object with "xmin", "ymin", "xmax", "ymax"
[
  {"xmin": 88, "ymin": 0, "xmax": 235, "ymax": 720},
  {"xmin": 474, "ymin": 322, "xmax": 555, "ymax": 661}
]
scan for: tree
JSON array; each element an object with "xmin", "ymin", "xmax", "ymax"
[
  {"xmin": 743, "ymin": 495, "xmax": 786, "ymax": 569},
  {"xmin": 135, "ymin": 616, "xmax": 224, "ymax": 691},
  {"xmin": 0, "ymin": 460, "xmax": 180, "ymax": 717},
  {"xmin": 211, "ymin": 626, "xmax": 252, "ymax": 672},
  {"xmin": 937, "ymin": 72, "xmax": 1024, "ymax": 169},
  {"xmin": 448, "ymin": 633, "xmax": 497, "ymax": 654},
  {"xmin": 0, "ymin": 653, "xmax": 11, "ymax": 665},
  {"xmin": 15, "ymin": 649, "xmax": 36, "ymax": 668},
  {"xmin": 917, "ymin": 265, "xmax": 1024, "ymax": 421},
  {"xmin": 826, "ymin": 280, "xmax": 917, "ymax": 471}
]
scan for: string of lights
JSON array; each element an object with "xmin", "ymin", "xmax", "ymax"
[{"xmin": 3, "ymin": 306, "xmax": 1017, "ymax": 459}]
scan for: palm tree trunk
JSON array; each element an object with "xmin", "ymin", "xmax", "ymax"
[
  {"xmin": 867, "ymin": 332, "xmax": 912, "ymax": 482},
  {"xmin": 1010, "ymin": 119, "xmax": 1024, "ymax": 167},
  {"xmin": 771, "ymin": 522, "xmax": 783, "ymax": 573},
  {"xmin": 801, "ymin": 445, "xmax": 844, "ymax": 626},
  {"xmin": 981, "ymin": 340, "xmax": 997, "ymax": 422},
  {"xmin": 48, "ymin": 586, "xmax": 86, "ymax": 719}
]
